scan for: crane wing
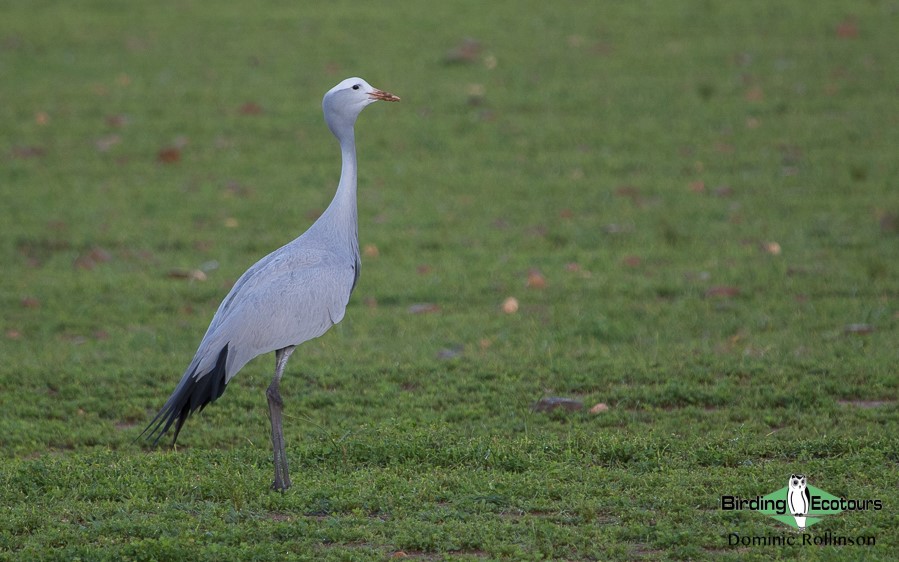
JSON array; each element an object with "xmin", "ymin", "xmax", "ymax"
[
  {"xmin": 209, "ymin": 248, "xmax": 357, "ymax": 377},
  {"xmin": 142, "ymin": 244, "xmax": 356, "ymax": 444}
]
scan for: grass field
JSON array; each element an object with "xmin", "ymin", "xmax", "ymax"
[{"xmin": 1, "ymin": 1, "xmax": 897, "ymax": 560}]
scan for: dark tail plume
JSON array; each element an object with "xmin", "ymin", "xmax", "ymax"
[{"xmin": 140, "ymin": 344, "xmax": 230, "ymax": 445}]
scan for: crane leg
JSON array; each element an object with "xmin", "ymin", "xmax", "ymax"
[{"xmin": 268, "ymin": 345, "xmax": 296, "ymax": 491}]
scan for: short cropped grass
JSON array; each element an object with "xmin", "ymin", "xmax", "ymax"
[{"xmin": 1, "ymin": 1, "xmax": 897, "ymax": 560}]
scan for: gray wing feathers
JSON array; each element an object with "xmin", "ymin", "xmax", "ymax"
[
  {"xmin": 188, "ymin": 245, "xmax": 355, "ymax": 381},
  {"xmin": 141, "ymin": 242, "xmax": 355, "ymax": 445}
]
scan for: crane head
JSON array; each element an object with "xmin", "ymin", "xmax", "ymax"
[{"xmin": 322, "ymin": 77, "xmax": 399, "ymax": 137}]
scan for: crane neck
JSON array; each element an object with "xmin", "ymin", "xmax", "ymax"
[
  {"xmin": 315, "ymin": 128, "xmax": 359, "ymax": 255},
  {"xmin": 336, "ymin": 131, "xmax": 358, "ymax": 205}
]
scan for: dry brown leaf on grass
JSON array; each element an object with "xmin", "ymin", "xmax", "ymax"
[
  {"xmin": 589, "ymin": 403, "xmax": 610, "ymax": 414},
  {"xmin": 526, "ymin": 269, "xmax": 546, "ymax": 289},
  {"xmin": 614, "ymin": 184, "xmax": 643, "ymax": 205},
  {"xmin": 876, "ymin": 211, "xmax": 897, "ymax": 234},
  {"xmin": 714, "ymin": 141, "xmax": 735, "ymax": 154},
  {"xmin": 157, "ymin": 146, "xmax": 181, "ymax": 163},
  {"xmin": 745, "ymin": 85, "xmax": 764, "ymax": 102},
  {"xmin": 444, "ymin": 38, "xmax": 481, "ymax": 64},
  {"xmin": 704, "ymin": 286, "xmax": 741, "ymax": 299},
  {"xmin": 11, "ymin": 146, "xmax": 46, "ymax": 159},
  {"xmin": 157, "ymin": 137, "xmax": 188, "ymax": 163},
  {"xmin": 761, "ymin": 241, "xmax": 782, "ymax": 255},
  {"xmin": 501, "ymin": 296, "xmax": 519, "ymax": 314},
  {"xmin": 362, "ymin": 244, "xmax": 379, "ymax": 258},
  {"xmin": 238, "ymin": 102, "xmax": 264, "ymax": 115},
  {"xmin": 622, "ymin": 255, "xmax": 642, "ymax": 268},
  {"xmin": 106, "ymin": 114, "xmax": 129, "ymax": 128},
  {"xmin": 74, "ymin": 247, "xmax": 113, "ymax": 270},
  {"xmin": 166, "ymin": 269, "xmax": 207, "ymax": 282},
  {"xmin": 835, "ymin": 18, "xmax": 859, "ymax": 39},
  {"xmin": 223, "ymin": 181, "xmax": 253, "ymax": 199}
]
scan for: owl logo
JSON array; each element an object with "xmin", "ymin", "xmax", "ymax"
[{"xmin": 787, "ymin": 474, "xmax": 810, "ymax": 529}]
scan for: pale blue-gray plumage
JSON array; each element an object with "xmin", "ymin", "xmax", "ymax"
[{"xmin": 142, "ymin": 78, "xmax": 399, "ymax": 491}]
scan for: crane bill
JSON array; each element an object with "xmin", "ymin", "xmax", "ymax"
[{"xmin": 369, "ymin": 89, "xmax": 400, "ymax": 102}]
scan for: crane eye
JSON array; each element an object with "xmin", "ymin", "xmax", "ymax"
[{"xmin": 352, "ymin": 84, "xmax": 360, "ymax": 90}]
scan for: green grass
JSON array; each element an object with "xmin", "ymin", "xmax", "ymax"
[{"xmin": 1, "ymin": 0, "xmax": 897, "ymax": 559}]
